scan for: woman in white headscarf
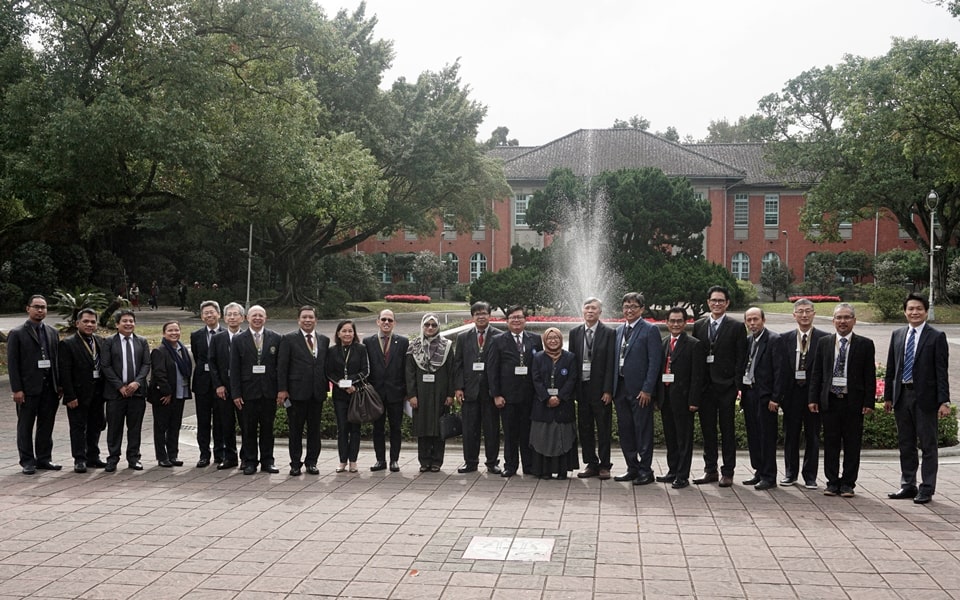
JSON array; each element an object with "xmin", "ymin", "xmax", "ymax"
[
  {"xmin": 406, "ymin": 313, "xmax": 455, "ymax": 472},
  {"xmin": 530, "ymin": 327, "xmax": 579, "ymax": 480}
]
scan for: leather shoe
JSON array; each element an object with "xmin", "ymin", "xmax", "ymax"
[
  {"xmin": 261, "ymin": 465, "xmax": 280, "ymax": 474},
  {"xmin": 742, "ymin": 475, "xmax": 761, "ymax": 486},
  {"xmin": 74, "ymin": 461, "xmax": 87, "ymax": 473},
  {"xmin": 754, "ymin": 480, "xmax": 776, "ymax": 491},
  {"xmin": 719, "ymin": 475, "xmax": 733, "ymax": 487},
  {"xmin": 104, "ymin": 462, "xmax": 117, "ymax": 473},
  {"xmin": 306, "ymin": 465, "xmax": 320, "ymax": 475},
  {"xmin": 914, "ymin": 493, "xmax": 932, "ymax": 504},
  {"xmin": 779, "ymin": 477, "xmax": 797, "ymax": 486},
  {"xmin": 824, "ymin": 486, "xmax": 840, "ymax": 496},
  {"xmin": 390, "ymin": 462, "xmax": 400, "ymax": 472},
  {"xmin": 37, "ymin": 461, "xmax": 62, "ymax": 471},
  {"xmin": 457, "ymin": 464, "xmax": 478, "ymax": 473},
  {"xmin": 196, "ymin": 458, "xmax": 210, "ymax": 468},
  {"xmin": 21, "ymin": 465, "xmax": 35, "ymax": 475},
  {"xmin": 242, "ymin": 465, "xmax": 257, "ymax": 475},
  {"xmin": 693, "ymin": 473, "xmax": 719, "ymax": 484},
  {"xmin": 655, "ymin": 473, "xmax": 677, "ymax": 483},
  {"xmin": 171, "ymin": 460, "xmax": 184, "ymax": 467},
  {"xmin": 614, "ymin": 471, "xmax": 638, "ymax": 482},
  {"xmin": 487, "ymin": 465, "xmax": 502, "ymax": 475},
  {"xmin": 128, "ymin": 461, "xmax": 143, "ymax": 470},
  {"xmin": 370, "ymin": 461, "xmax": 387, "ymax": 472},
  {"xmin": 633, "ymin": 474, "xmax": 655, "ymax": 486},
  {"xmin": 158, "ymin": 460, "xmax": 173, "ymax": 468},
  {"xmin": 598, "ymin": 469, "xmax": 611, "ymax": 480},
  {"xmin": 671, "ymin": 479, "xmax": 689, "ymax": 489},
  {"xmin": 888, "ymin": 487, "xmax": 919, "ymax": 500},
  {"xmin": 577, "ymin": 467, "xmax": 599, "ymax": 479},
  {"xmin": 217, "ymin": 460, "xmax": 239, "ymax": 470},
  {"xmin": 501, "ymin": 469, "xmax": 515, "ymax": 478},
  {"xmin": 289, "ymin": 467, "xmax": 302, "ymax": 476},
  {"xmin": 88, "ymin": 459, "xmax": 108, "ymax": 469},
  {"xmin": 840, "ymin": 486, "xmax": 855, "ymax": 498}
]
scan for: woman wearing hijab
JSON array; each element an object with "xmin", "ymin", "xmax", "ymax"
[
  {"xmin": 406, "ymin": 314, "xmax": 455, "ymax": 472},
  {"xmin": 149, "ymin": 321, "xmax": 193, "ymax": 467},
  {"xmin": 326, "ymin": 319, "xmax": 370, "ymax": 473},
  {"xmin": 531, "ymin": 327, "xmax": 579, "ymax": 480}
]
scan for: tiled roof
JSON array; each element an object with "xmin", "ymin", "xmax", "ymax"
[
  {"xmin": 685, "ymin": 143, "xmax": 818, "ymax": 187},
  {"xmin": 486, "ymin": 145, "xmax": 535, "ymax": 162},
  {"xmin": 501, "ymin": 129, "xmax": 746, "ymax": 182}
]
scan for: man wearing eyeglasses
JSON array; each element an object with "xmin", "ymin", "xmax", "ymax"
[
  {"xmin": 8, "ymin": 295, "xmax": 62, "ymax": 474},
  {"xmin": 364, "ymin": 309, "xmax": 409, "ymax": 472},
  {"xmin": 454, "ymin": 301, "xmax": 503, "ymax": 474}
]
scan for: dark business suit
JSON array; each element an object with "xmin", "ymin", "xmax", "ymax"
[
  {"xmin": 610, "ymin": 319, "xmax": 662, "ymax": 478},
  {"xmin": 692, "ymin": 315, "xmax": 747, "ymax": 477},
  {"xmin": 278, "ymin": 330, "xmax": 330, "ymax": 469},
  {"xmin": 209, "ymin": 329, "xmax": 242, "ymax": 465},
  {"xmin": 191, "ymin": 325, "xmax": 225, "ymax": 464},
  {"xmin": 453, "ymin": 326, "xmax": 502, "ymax": 469},
  {"xmin": 102, "ymin": 333, "xmax": 151, "ymax": 466},
  {"xmin": 656, "ymin": 333, "xmax": 705, "ymax": 483},
  {"xmin": 884, "ymin": 324, "xmax": 950, "ymax": 496},
  {"xmin": 569, "ymin": 321, "xmax": 616, "ymax": 472},
  {"xmin": 487, "ymin": 329, "xmax": 543, "ymax": 474},
  {"xmin": 780, "ymin": 327, "xmax": 827, "ymax": 485},
  {"xmin": 229, "ymin": 328, "xmax": 281, "ymax": 469},
  {"xmin": 7, "ymin": 320, "xmax": 60, "ymax": 468},
  {"xmin": 59, "ymin": 332, "xmax": 106, "ymax": 464},
  {"xmin": 148, "ymin": 343, "xmax": 193, "ymax": 464},
  {"xmin": 740, "ymin": 329, "xmax": 783, "ymax": 486},
  {"xmin": 364, "ymin": 333, "xmax": 409, "ymax": 464},
  {"xmin": 809, "ymin": 333, "xmax": 876, "ymax": 490}
]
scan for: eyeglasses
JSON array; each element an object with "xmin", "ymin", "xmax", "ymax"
[
  {"xmin": 29, "ymin": 305, "xmax": 47, "ymax": 310},
  {"xmin": 622, "ymin": 304, "xmax": 641, "ymax": 310},
  {"xmin": 794, "ymin": 309, "xmax": 815, "ymax": 315},
  {"xmin": 379, "ymin": 318, "xmax": 394, "ymax": 323},
  {"xmin": 667, "ymin": 319, "xmax": 686, "ymax": 324},
  {"xmin": 833, "ymin": 315, "xmax": 855, "ymax": 321},
  {"xmin": 507, "ymin": 316, "xmax": 525, "ymax": 321},
  {"xmin": 424, "ymin": 322, "xmax": 438, "ymax": 328},
  {"xmin": 708, "ymin": 298, "xmax": 727, "ymax": 304}
]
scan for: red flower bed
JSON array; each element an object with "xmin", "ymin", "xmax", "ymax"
[
  {"xmin": 788, "ymin": 295, "xmax": 841, "ymax": 303},
  {"xmin": 384, "ymin": 294, "xmax": 431, "ymax": 304}
]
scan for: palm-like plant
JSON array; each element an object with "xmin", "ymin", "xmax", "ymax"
[{"xmin": 50, "ymin": 288, "xmax": 110, "ymax": 332}]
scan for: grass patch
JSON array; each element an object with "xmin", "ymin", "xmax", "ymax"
[
  {"xmin": 759, "ymin": 300, "xmax": 960, "ymax": 323},
  {"xmin": 346, "ymin": 301, "xmax": 469, "ymax": 317}
]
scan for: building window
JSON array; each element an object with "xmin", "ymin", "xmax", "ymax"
[
  {"xmin": 442, "ymin": 215, "xmax": 456, "ymax": 240},
  {"xmin": 470, "ymin": 252, "xmax": 487, "ymax": 281},
  {"xmin": 764, "ymin": 194, "xmax": 779, "ymax": 227},
  {"xmin": 472, "ymin": 216, "xmax": 486, "ymax": 241},
  {"xmin": 378, "ymin": 253, "xmax": 391, "ymax": 283},
  {"xmin": 734, "ymin": 194, "xmax": 749, "ymax": 227},
  {"xmin": 404, "ymin": 228, "xmax": 417, "ymax": 241},
  {"xmin": 444, "ymin": 252, "xmax": 459, "ymax": 280},
  {"xmin": 514, "ymin": 194, "xmax": 532, "ymax": 227},
  {"xmin": 762, "ymin": 251, "xmax": 780, "ymax": 270},
  {"xmin": 731, "ymin": 252, "xmax": 750, "ymax": 280}
]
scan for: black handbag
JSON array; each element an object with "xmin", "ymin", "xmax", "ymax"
[
  {"xmin": 347, "ymin": 380, "xmax": 384, "ymax": 424},
  {"xmin": 439, "ymin": 410, "xmax": 463, "ymax": 440}
]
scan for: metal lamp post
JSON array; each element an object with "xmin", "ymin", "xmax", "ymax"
[
  {"xmin": 926, "ymin": 189, "xmax": 939, "ymax": 321},
  {"xmin": 781, "ymin": 230, "xmax": 789, "ymax": 271}
]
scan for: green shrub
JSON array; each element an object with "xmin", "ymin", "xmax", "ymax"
[
  {"xmin": 870, "ymin": 285, "xmax": 906, "ymax": 321},
  {"xmin": 0, "ymin": 282, "xmax": 23, "ymax": 311},
  {"xmin": 736, "ymin": 280, "xmax": 758, "ymax": 307}
]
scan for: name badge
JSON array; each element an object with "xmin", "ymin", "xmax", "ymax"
[
  {"xmin": 662, "ymin": 373, "xmax": 675, "ymax": 383},
  {"xmin": 547, "ymin": 387, "xmax": 559, "ymax": 396},
  {"xmin": 795, "ymin": 370, "xmax": 806, "ymax": 380},
  {"xmin": 582, "ymin": 362, "xmax": 591, "ymax": 373},
  {"xmin": 742, "ymin": 375, "xmax": 753, "ymax": 385},
  {"xmin": 515, "ymin": 366, "xmax": 528, "ymax": 376},
  {"xmin": 93, "ymin": 369, "xmax": 101, "ymax": 379},
  {"xmin": 283, "ymin": 398, "xmax": 292, "ymax": 408},
  {"xmin": 706, "ymin": 355, "xmax": 715, "ymax": 364},
  {"xmin": 37, "ymin": 359, "xmax": 51, "ymax": 369},
  {"xmin": 204, "ymin": 363, "xmax": 210, "ymax": 372},
  {"xmin": 619, "ymin": 358, "xmax": 625, "ymax": 368},
  {"xmin": 338, "ymin": 378, "xmax": 352, "ymax": 389},
  {"xmin": 252, "ymin": 365, "xmax": 266, "ymax": 374},
  {"xmin": 422, "ymin": 373, "xmax": 436, "ymax": 383},
  {"xmin": 472, "ymin": 362, "xmax": 485, "ymax": 371},
  {"xmin": 832, "ymin": 377, "xmax": 847, "ymax": 387}
]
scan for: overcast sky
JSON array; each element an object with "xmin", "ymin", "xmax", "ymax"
[{"xmin": 316, "ymin": 0, "xmax": 960, "ymax": 146}]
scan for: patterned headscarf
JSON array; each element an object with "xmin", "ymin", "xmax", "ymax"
[{"xmin": 408, "ymin": 313, "xmax": 451, "ymax": 372}]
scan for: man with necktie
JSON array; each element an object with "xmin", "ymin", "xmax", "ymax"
[
  {"xmin": 190, "ymin": 300, "xmax": 226, "ymax": 468},
  {"xmin": 101, "ymin": 309, "xmax": 151, "ymax": 471},
  {"xmin": 454, "ymin": 301, "xmax": 503, "ymax": 474},
  {"xmin": 59, "ymin": 308, "xmax": 107, "ymax": 473},
  {"xmin": 209, "ymin": 302, "xmax": 246, "ymax": 470},
  {"xmin": 364, "ymin": 309, "xmax": 409, "ymax": 472},
  {"xmin": 739, "ymin": 307, "xmax": 783, "ymax": 491}
]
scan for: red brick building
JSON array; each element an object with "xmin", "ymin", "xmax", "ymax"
[{"xmin": 354, "ymin": 129, "xmax": 918, "ymax": 285}]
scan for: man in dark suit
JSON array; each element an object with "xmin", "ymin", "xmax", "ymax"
[
  {"xmin": 101, "ymin": 309, "xmax": 151, "ymax": 471},
  {"xmin": 209, "ymin": 302, "xmax": 246, "ymax": 470},
  {"xmin": 568, "ymin": 297, "xmax": 616, "ymax": 480},
  {"xmin": 58, "ymin": 308, "xmax": 107, "ymax": 473},
  {"xmin": 278, "ymin": 306, "xmax": 330, "ymax": 476},
  {"xmin": 740, "ymin": 307, "xmax": 783, "ymax": 491},
  {"xmin": 610, "ymin": 292, "xmax": 662, "ymax": 485},
  {"xmin": 692, "ymin": 285, "xmax": 747, "ymax": 488},
  {"xmin": 7, "ymin": 294, "xmax": 62, "ymax": 474},
  {"xmin": 884, "ymin": 293, "xmax": 951, "ymax": 505},
  {"xmin": 808, "ymin": 303, "xmax": 876, "ymax": 498},
  {"xmin": 656, "ymin": 306, "xmax": 705, "ymax": 489},
  {"xmin": 779, "ymin": 298, "xmax": 827, "ymax": 489},
  {"xmin": 487, "ymin": 305, "xmax": 543, "ymax": 477},
  {"xmin": 230, "ymin": 305, "xmax": 282, "ymax": 475},
  {"xmin": 190, "ymin": 300, "xmax": 226, "ymax": 468},
  {"xmin": 364, "ymin": 309, "xmax": 409, "ymax": 473},
  {"xmin": 454, "ymin": 301, "xmax": 502, "ymax": 474}
]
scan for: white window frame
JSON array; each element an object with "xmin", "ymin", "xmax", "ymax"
[
  {"xmin": 764, "ymin": 194, "xmax": 779, "ymax": 227},
  {"xmin": 734, "ymin": 194, "xmax": 749, "ymax": 227}
]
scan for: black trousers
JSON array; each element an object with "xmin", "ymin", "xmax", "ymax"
[
  {"xmin": 461, "ymin": 397, "xmax": 501, "ymax": 468},
  {"xmin": 287, "ymin": 397, "xmax": 324, "ymax": 467},
  {"xmin": 739, "ymin": 391, "xmax": 761, "ymax": 473},
  {"xmin": 501, "ymin": 400, "xmax": 532, "ymax": 473},
  {"xmin": 195, "ymin": 389, "xmax": 224, "ymax": 462},
  {"xmin": 16, "ymin": 382, "xmax": 60, "ymax": 467},
  {"xmin": 576, "ymin": 394, "xmax": 613, "ymax": 471},
  {"xmin": 894, "ymin": 388, "xmax": 940, "ymax": 495},
  {"xmin": 821, "ymin": 395, "xmax": 864, "ymax": 489},
  {"xmin": 105, "ymin": 396, "xmax": 146, "ymax": 464},
  {"xmin": 217, "ymin": 394, "xmax": 242, "ymax": 464},
  {"xmin": 373, "ymin": 402, "xmax": 404, "ymax": 463},
  {"xmin": 418, "ymin": 436, "xmax": 445, "ymax": 468},
  {"xmin": 333, "ymin": 399, "xmax": 360, "ymax": 463},
  {"xmin": 698, "ymin": 382, "xmax": 738, "ymax": 476},
  {"xmin": 152, "ymin": 398, "xmax": 185, "ymax": 462},
  {"xmin": 660, "ymin": 387, "xmax": 694, "ymax": 481},
  {"xmin": 783, "ymin": 382, "xmax": 820, "ymax": 483},
  {"xmin": 241, "ymin": 396, "xmax": 276, "ymax": 467},
  {"xmin": 748, "ymin": 390, "xmax": 779, "ymax": 484},
  {"xmin": 614, "ymin": 388, "xmax": 654, "ymax": 477},
  {"xmin": 66, "ymin": 396, "xmax": 106, "ymax": 462}
]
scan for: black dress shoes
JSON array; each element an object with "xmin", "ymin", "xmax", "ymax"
[
  {"xmin": 390, "ymin": 461, "xmax": 400, "ymax": 472},
  {"xmin": 501, "ymin": 469, "xmax": 515, "ymax": 478},
  {"xmin": 614, "ymin": 471, "xmax": 638, "ymax": 482},
  {"xmin": 289, "ymin": 467, "xmax": 302, "ymax": 476},
  {"xmin": 128, "ymin": 461, "xmax": 143, "ymax": 470},
  {"xmin": 577, "ymin": 467, "xmax": 599, "ymax": 479},
  {"xmin": 158, "ymin": 460, "xmax": 173, "ymax": 468},
  {"xmin": 196, "ymin": 458, "xmax": 210, "ymax": 468},
  {"xmin": 261, "ymin": 465, "xmax": 280, "ymax": 474},
  {"xmin": 487, "ymin": 465, "xmax": 502, "ymax": 475},
  {"xmin": 74, "ymin": 461, "xmax": 87, "ymax": 473},
  {"xmin": 171, "ymin": 460, "xmax": 184, "ymax": 467},
  {"xmin": 742, "ymin": 475, "xmax": 761, "ymax": 486},
  {"xmin": 693, "ymin": 473, "xmax": 719, "ymax": 484},
  {"xmin": 88, "ymin": 459, "xmax": 108, "ymax": 469},
  {"xmin": 671, "ymin": 479, "xmax": 689, "ymax": 489},
  {"xmin": 754, "ymin": 480, "xmax": 776, "ymax": 491},
  {"xmin": 888, "ymin": 487, "xmax": 919, "ymax": 500},
  {"xmin": 457, "ymin": 464, "xmax": 478, "ymax": 473},
  {"xmin": 218, "ymin": 460, "xmax": 239, "ymax": 470},
  {"xmin": 633, "ymin": 474, "xmax": 655, "ymax": 486},
  {"xmin": 37, "ymin": 461, "xmax": 62, "ymax": 471},
  {"xmin": 104, "ymin": 462, "xmax": 117, "ymax": 473},
  {"xmin": 306, "ymin": 465, "xmax": 320, "ymax": 475},
  {"xmin": 914, "ymin": 493, "xmax": 932, "ymax": 504},
  {"xmin": 719, "ymin": 475, "xmax": 734, "ymax": 487},
  {"xmin": 655, "ymin": 473, "xmax": 677, "ymax": 483},
  {"xmin": 21, "ymin": 465, "xmax": 35, "ymax": 475},
  {"xmin": 242, "ymin": 465, "xmax": 257, "ymax": 475},
  {"xmin": 370, "ymin": 461, "xmax": 387, "ymax": 472}
]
